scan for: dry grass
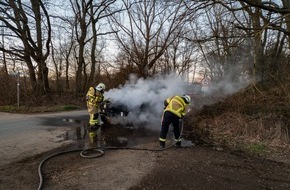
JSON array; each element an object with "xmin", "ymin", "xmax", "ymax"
[
  {"xmin": 0, "ymin": 92, "xmax": 85, "ymax": 113},
  {"xmin": 185, "ymin": 80, "xmax": 290, "ymax": 158}
]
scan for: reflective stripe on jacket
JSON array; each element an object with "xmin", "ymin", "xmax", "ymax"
[
  {"xmin": 86, "ymin": 87, "xmax": 104, "ymax": 114},
  {"xmin": 164, "ymin": 96, "xmax": 188, "ymax": 118}
]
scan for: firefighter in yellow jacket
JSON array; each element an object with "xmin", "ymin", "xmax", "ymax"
[
  {"xmin": 86, "ymin": 83, "xmax": 106, "ymax": 145},
  {"xmin": 159, "ymin": 95, "xmax": 191, "ymax": 148}
]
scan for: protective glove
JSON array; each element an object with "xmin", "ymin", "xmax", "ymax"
[
  {"xmin": 164, "ymin": 100, "xmax": 169, "ymax": 107},
  {"xmin": 105, "ymin": 98, "xmax": 111, "ymax": 103}
]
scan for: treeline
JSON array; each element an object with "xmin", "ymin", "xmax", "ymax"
[{"xmin": 0, "ymin": 0, "xmax": 289, "ymax": 105}]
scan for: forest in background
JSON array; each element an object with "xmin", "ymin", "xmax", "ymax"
[{"xmin": 0, "ymin": 0, "xmax": 289, "ymax": 106}]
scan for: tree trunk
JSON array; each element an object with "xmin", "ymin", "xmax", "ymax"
[{"xmin": 87, "ymin": 1, "xmax": 97, "ymax": 90}]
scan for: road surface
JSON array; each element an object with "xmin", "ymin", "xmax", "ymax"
[{"xmin": 0, "ymin": 110, "xmax": 88, "ymax": 167}]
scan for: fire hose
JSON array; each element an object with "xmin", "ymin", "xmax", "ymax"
[{"xmin": 37, "ymin": 119, "xmax": 184, "ymax": 190}]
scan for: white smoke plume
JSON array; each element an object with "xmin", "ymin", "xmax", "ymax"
[
  {"xmin": 105, "ymin": 74, "xmax": 189, "ymax": 131},
  {"xmin": 104, "ymin": 71, "xmax": 251, "ymax": 131},
  {"xmin": 200, "ymin": 72, "xmax": 252, "ymax": 107}
]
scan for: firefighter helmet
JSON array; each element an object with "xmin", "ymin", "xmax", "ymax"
[
  {"xmin": 182, "ymin": 95, "xmax": 191, "ymax": 104},
  {"xmin": 96, "ymin": 83, "xmax": 106, "ymax": 92}
]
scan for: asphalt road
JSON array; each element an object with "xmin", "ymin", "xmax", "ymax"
[{"xmin": 0, "ymin": 110, "xmax": 88, "ymax": 167}]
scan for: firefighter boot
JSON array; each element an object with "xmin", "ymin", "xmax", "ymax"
[
  {"xmin": 175, "ymin": 141, "xmax": 182, "ymax": 148},
  {"xmin": 159, "ymin": 141, "xmax": 165, "ymax": 149}
]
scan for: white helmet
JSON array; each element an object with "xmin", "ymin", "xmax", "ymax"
[
  {"xmin": 182, "ymin": 95, "xmax": 191, "ymax": 104},
  {"xmin": 95, "ymin": 83, "xmax": 106, "ymax": 92}
]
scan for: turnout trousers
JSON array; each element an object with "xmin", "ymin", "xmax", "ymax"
[
  {"xmin": 88, "ymin": 112, "xmax": 101, "ymax": 147},
  {"xmin": 159, "ymin": 111, "xmax": 181, "ymax": 143}
]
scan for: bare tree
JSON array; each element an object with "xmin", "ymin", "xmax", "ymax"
[
  {"xmin": 207, "ymin": 3, "xmax": 251, "ymax": 82},
  {"xmin": 60, "ymin": 25, "xmax": 76, "ymax": 91},
  {"xmin": 0, "ymin": 0, "xmax": 51, "ymax": 95},
  {"xmin": 86, "ymin": 0, "xmax": 118, "ymax": 91},
  {"xmin": 69, "ymin": 0, "xmax": 90, "ymax": 95},
  {"xmin": 46, "ymin": 0, "xmax": 77, "ymax": 92},
  {"xmin": 109, "ymin": 0, "xmax": 192, "ymax": 78},
  {"xmin": 211, "ymin": 0, "xmax": 290, "ymax": 81},
  {"xmin": 0, "ymin": 26, "xmax": 8, "ymax": 76},
  {"xmin": 239, "ymin": 0, "xmax": 290, "ymax": 81},
  {"xmin": 158, "ymin": 34, "xmax": 197, "ymax": 79},
  {"xmin": 69, "ymin": 0, "xmax": 118, "ymax": 95}
]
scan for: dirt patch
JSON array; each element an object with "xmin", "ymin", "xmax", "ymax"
[
  {"xmin": 41, "ymin": 147, "xmax": 156, "ymax": 190},
  {"xmin": 130, "ymin": 146, "xmax": 290, "ymax": 190}
]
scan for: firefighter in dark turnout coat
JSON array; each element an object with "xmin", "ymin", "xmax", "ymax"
[{"xmin": 159, "ymin": 95, "xmax": 191, "ymax": 148}]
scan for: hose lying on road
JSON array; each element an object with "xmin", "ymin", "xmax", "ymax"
[{"xmin": 37, "ymin": 120, "xmax": 184, "ymax": 190}]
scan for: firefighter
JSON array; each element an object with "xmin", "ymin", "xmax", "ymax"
[
  {"xmin": 86, "ymin": 83, "xmax": 106, "ymax": 146},
  {"xmin": 159, "ymin": 95, "xmax": 191, "ymax": 148}
]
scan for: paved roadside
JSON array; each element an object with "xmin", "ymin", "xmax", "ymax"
[{"xmin": 0, "ymin": 110, "xmax": 87, "ymax": 167}]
